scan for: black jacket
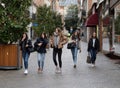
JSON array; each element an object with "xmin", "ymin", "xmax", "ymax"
[
  {"xmin": 34, "ymin": 38, "xmax": 48, "ymax": 53},
  {"xmin": 87, "ymin": 38, "xmax": 100, "ymax": 52},
  {"xmin": 19, "ymin": 39, "xmax": 33, "ymax": 53}
]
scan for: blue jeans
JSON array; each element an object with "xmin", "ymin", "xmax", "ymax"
[
  {"xmin": 37, "ymin": 53, "xmax": 45, "ymax": 70},
  {"xmin": 90, "ymin": 48, "xmax": 97, "ymax": 64},
  {"xmin": 22, "ymin": 51, "xmax": 30, "ymax": 69},
  {"xmin": 71, "ymin": 47, "xmax": 78, "ymax": 65}
]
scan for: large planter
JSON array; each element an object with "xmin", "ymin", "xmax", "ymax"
[{"xmin": 0, "ymin": 44, "xmax": 22, "ymax": 70}]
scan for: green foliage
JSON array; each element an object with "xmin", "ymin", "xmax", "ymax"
[
  {"xmin": 64, "ymin": 5, "xmax": 79, "ymax": 30},
  {"xmin": 115, "ymin": 14, "xmax": 120, "ymax": 35},
  {"xmin": 33, "ymin": 5, "xmax": 62, "ymax": 36},
  {"xmin": 0, "ymin": 0, "xmax": 31, "ymax": 44}
]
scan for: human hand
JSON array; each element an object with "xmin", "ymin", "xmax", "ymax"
[
  {"xmin": 22, "ymin": 37, "xmax": 25, "ymax": 41},
  {"xmin": 26, "ymin": 44, "xmax": 28, "ymax": 47},
  {"xmin": 38, "ymin": 43, "xmax": 42, "ymax": 46}
]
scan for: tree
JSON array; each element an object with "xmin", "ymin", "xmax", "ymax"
[
  {"xmin": 33, "ymin": 5, "xmax": 62, "ymax": 36},
  {"xmin": 64, "ymin": 5, "xmax": 79, "ymax": 30},
  {"xmin": 115, "ymin": 14, "xmax": 120, "ymax": 35},
  {"xmin": 0, "ymin": 0, "xmax": 31, "ymax": 44}
]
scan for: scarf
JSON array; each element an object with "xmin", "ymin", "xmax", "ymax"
[{"xmin": 54, "ymin": 32, "xmax": 60, "ymax": 48}]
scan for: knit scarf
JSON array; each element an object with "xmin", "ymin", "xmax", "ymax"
[{"xmin": 54, "ymin": 32, "xmax": 60, "ymax": 48}]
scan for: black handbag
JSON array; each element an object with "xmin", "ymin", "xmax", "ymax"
[
  {"xmin": 27, "ymin": 40, "xmax": 34, "ymax": 53},
  {"xmin": 27, "ymin": 46, "xmax": 34, "ymax": 53},
  {"xmin": 34, "ymin": 45, "xmax": 40, "ymax": 52},
  {"xmin": 86, "ymin": 52, "xmax": 91, "ymax": 63},
  {"xmin": 67, "ymin": 42, "xmax": 76, "ymax": 49}
]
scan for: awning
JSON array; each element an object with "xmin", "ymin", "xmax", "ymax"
[
  {"xmin": 96, "ymin": 0, "xmax": 104, "ymax": 8},
  {"xmin": 85, "ymin": 13, "xmax": 98, "ymax": 27}
]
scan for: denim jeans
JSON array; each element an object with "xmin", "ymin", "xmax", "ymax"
[
  {"xmin": 71, "ymin": 47, "xmax": 78, "ymax": 65},
  {"xmin": 90, "ymin": 48, "xmax": 97, "ymax": 64},
  {"xmin": 37, "ymin": 53, "xmax": 45, "ymax": 70},
  {"xmin": 22, "ymin": 51, "xmax": 30, "ymax": 69}
]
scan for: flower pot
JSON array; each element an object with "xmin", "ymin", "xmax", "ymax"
[{"xmin": 0, "ymin": 44, "xmax": 22, "ymax": 70}]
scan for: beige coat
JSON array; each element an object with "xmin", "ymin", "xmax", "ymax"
[{"xmin": 50, "ymin": 33, "xmax": 68, "ymax": 49}]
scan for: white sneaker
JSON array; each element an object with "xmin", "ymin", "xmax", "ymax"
[
  {"xmin": 55, "ymin": 67, "xmax": 59, "ymax": 73},
  {"xmin": 57, "ymin": 68, "xmax": 62, "ymax": 73},
  {"xmin": 24, "ymin": 69, "xmax": 28, "ymax": 75},
  {"xmin": 91, "ymin": 64, "xmax": 95, "ymax": 67}
]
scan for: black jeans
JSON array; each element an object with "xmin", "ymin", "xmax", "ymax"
[{"xmin": 53, "ymin": 48, "xmax": 62, "ymax": 68}]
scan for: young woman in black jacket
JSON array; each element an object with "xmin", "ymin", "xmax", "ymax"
[
  {"xmin": 34, "ymin": 32, "xmax": 48, "ymax": 73},
  {"xmin": 87, "ymin": 32, "xmax": 100, "ymax": 67},
  {"xmin": 19, "ymin": 33, "xmax": 32, "ymax": 75}
]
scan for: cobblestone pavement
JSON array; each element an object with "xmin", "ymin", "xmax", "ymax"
[{"xmin": 0, "ymin": 42, "xmax": 120, "ymax": 88}]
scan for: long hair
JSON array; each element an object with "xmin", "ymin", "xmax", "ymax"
[
  {"xmin": 21, "ymin": 33, "xmax": 28, "ymax": 40},
  {"xmin": 91, "ymin": 32, "xmax": 97, "ymax": 39},
  {"xmin": 40, "ymin": 32, "xmax": 47, "ymax": 39},
  {"xmin": 71, "ymin": 31, "xmax": 80, "ymax": 40},
  {"xmin": 53, "ymin": 27, "xmax": 62, "ymax": 36}
]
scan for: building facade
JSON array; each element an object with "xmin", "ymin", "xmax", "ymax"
[{"xmin": 81, "ymin": 0, "xmax": 120, "ymax": 52}]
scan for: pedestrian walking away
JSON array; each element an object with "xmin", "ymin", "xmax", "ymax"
[
  {"xmin": 87, "ymin": 32, "xmax": 100, "ymax": 67},
  {"xmin": 19, "ymin": 33, "xmax": 33, "ymax": 75},
  {"xmin": 34, "ymin": 32, "xmax": 48, "ymax": 74},
  {"xmin": 50, "ymin": 27, "xmax": 68, "ymax": 73},
  {"xmin": 69, "ymin": 30, "xmax": 81, "ymax": 68}
]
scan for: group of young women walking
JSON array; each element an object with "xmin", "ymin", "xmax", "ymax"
[{"xmin": 19, "ymin": 27, "xmax": 100, "ymax": 75}]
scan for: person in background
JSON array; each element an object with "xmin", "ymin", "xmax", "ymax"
[
  {"xmin": 70, "ymin": 30, "xmax": 81, "ymax": 68},
  {"xmin": 87, "ymin": 32, "xmax": 100, "ymax": 67},
  {"xmin": 19, "ymin": 33, "xmax": 32, "ymax": 75},
  {"xmin": 34, "ymin": 32, "xmax": 48, "ymax": 73},
  {"xmin": 50, "ymin": 27, "xmax": 68, "ymax": 73},
  {"xmin": 81, "ymin": 29, "xmax": 84, "ymax": 41},
  {"xmin": 69, "ymin": 26, "xmax": 74, "ymax": 36}
]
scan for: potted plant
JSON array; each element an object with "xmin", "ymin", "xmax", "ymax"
[{"xmin": 0, "ymin": 0, "xmax": 31, "ymax": 69}]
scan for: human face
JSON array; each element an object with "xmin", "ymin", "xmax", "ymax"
[
  {"xmin": 75, "ymin": 31, "xmax": 78, "ymax": 36},
  {"xmin": 23, "ymin": 33, "xmax": 26, "ymax": 38},
  {"xmin": 41, "ymin": 33, "xmax": 45, "ymax": 38},
  {"xmin": 55, "ymin": 28, "xmax": 58, "ymax": 34},
  {"xmin": 93, "ymin": 32, "xmax": 96, "ymax": 38}
]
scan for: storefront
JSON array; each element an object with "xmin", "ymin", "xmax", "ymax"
[
  {"xmin": 101, "ymin": 0, "xmax": 120, "ymax": 53},
  {"xmin": 102, "ymin": 0, "xmax": 111, "ymax": 52},
  {"xmin": 85, "ymin": 3, "xmax": 98, "ymax": 42},
  {"xmin": 109, "ymin": 0, "xmax": 120, "ymax": 53}
]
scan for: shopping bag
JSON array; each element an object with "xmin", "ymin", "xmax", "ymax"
[{"xmin": 86, "ymin": 52, "xmax": 91, "ymax": 63}]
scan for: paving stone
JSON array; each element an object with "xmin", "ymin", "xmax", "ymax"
[{"xmin": 0, "ymin": 42, "xmax": 120, "ymax": 88}]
